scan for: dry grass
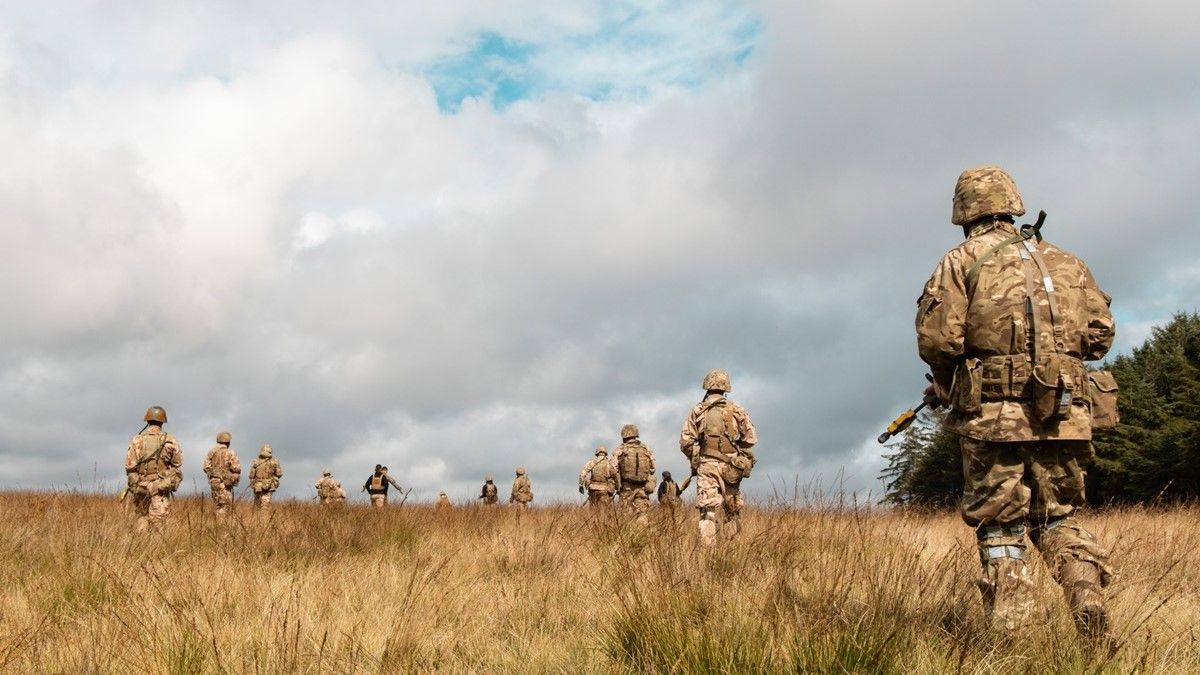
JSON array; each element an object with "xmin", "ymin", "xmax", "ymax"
[{"xmin": 0, "ymin": 492, "xmax": 1198, "ymax": 674}]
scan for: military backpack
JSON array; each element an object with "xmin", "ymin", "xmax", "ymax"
[{"xmin": 617, "ymin": 443, "xmax": 653, "ymax": 484}]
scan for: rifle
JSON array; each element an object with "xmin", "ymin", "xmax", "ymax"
[
  {"xmin": 118, "ymin": 487, "xmax": 128, "ymax": 502},
  {"xmin": 877, "ymin": 374, "xmax": 938, "ymax": 444}
]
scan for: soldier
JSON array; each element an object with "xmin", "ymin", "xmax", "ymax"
[
  {"xmin": 436, "ymin": 491, "xmax": 452, "ymax": 510},
  {"xmin": 315, "ymin": 470, "xmax": 346, "ymax": 505},
  {"xmin": 679, "ymin": 369, "xmax": 758, "ymax": 546},
  {"xmin": 362, "ymin": 464, "xmax": 402, "ymax": 508},
  {"xmin": 124, "ymin": 406, "xmax": 184, "ymax": 532},
  {"xmin": 479, "ymin": 474, "xmax": 499, "ymax": 506},
  {"xmin": 578, "ymin": 446, "xmax": 617, "ymax": 507},
  {"xmin": 509, "ymin": 467, "xmax": 533, "ymax": 510},
  {"xmin": 613, "ymin": 424, "xmax": 656, "ymax": 524},
  {"xmin": 657, "ymin": 470, "xmax": 682, "ymax": 509},
  {"xmin": 202, "ymin": 431, "xmax": 241, "ymax": 516},
  {"xmin": 916, "ymin": 166, "xmax": 1116, "ymax": 639},
  {"xmin": 248, "ymin": 444, "xmax": 283, "ymax": 509}
]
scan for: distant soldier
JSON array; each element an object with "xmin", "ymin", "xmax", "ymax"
[
  {"xmin": 436, "ymin": 491, "xmax": 452, "ymax": 510},
  {"xmin": 509, "ymin": 467, "xmax": 533, "ymax": 510},
  {"xmin": 124, "ymin": 406, "xmax": 184, "ymax": 532},
  {"xmin": 680, "ymin": 369, "xmax": 757, "ymax": 546},
  {"xmin": 657, "ymin": 471, "xmax": 682, "ymax": 509},
  {"xmin": 315, "ymin": 470, "xmax": 346, "ymax": 505},
  {"xmin": 479, "ymin": 474, "xmax": 499, "ymax": 506},
  {"xmin": 578, "ymin": 446, "xmax": 617, "ymax": 506},
  {"xmin": 248, "ymin": 444, "xmax": 283, "ymax": 509},
  {"xmin": 613, "ymin": 424, "xmax": 656, "ymax": 523},
  {"xmin": 362, "ymin": 464, "xmax": 402, "ymax": 508},
  {"xmin": 916, "ymin": 166, "xmax": 1117, "ymax": 638},
  {"xmin": 202, "ymin": 431, "xmax": 241, "ymax": 516}
]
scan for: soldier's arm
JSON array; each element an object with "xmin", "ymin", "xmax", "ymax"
[
  {"xmin": 125, "ymin": 440, "xmax": 139, "ymax": 473},
  {"xmin": 578, "ymin": 463, "xmax": 590, "ymax": 487},
  {"xmin": 230, "ymin": 455, "xmax": 242, "ymax": 475},
  {"xmin": 679, "ymin": 409, "xmax": 701, "ymax": 456},
  {"xmin": 388, "ymin": 475, "xmax": 402, "ymax": 490},
  {"xmin": 1080, "ymin": 263, "xmax": 1116, "ymax": 361},
  {"xmin": 274, "ymin": 461, "xmax": 283, "ymax": 478},
  {"xmin": 734, "ymin": 406, "xmax": 758, "ymax": 449},
  {"xmin": 166, "ymin": 437, "xmax": 183, "ymax": 468},
  {"xmin": 916, "ymin": 251, "xmax": 969, "ymax": 398}
]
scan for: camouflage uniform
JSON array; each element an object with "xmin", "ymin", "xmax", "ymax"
[
  {"xmin": 578, "ymin": 447, "xmax": 617, "ymax": 506},
  {"xmin": 248, "ymin": 444, "xmax": 283, "ymax": 509},
  {"xmin": 657, "ymin": 471, "xmax": 682, "ymax": 509},
  {"xmin": 510, "ymin": 468, "xmax": 533, "ymax": 510},
  {"xmin": 202, "ymin": 432, "xmax": 241, "ymax": 515},
  {"xmin": 124, "ymin": 406, "xmax": 183, "ymax": 533},
  {"xmin": 315, "ymin": 472, "xmax": 346, "ymax": 505},
  {"xmin": 613, "ymin": 425, "xmax": 656, "ymax": 523},
  {"xmin": 680, "ymin": 370, "xmax": 758, "ymax": 546},
  {"xmin": 479, "ymin": 475, "xmax": 499, "ymax": 506},
  {"xmin": 363, "ymin": 466, "xmax": 402, "ymax": 508},
  {"xmin": 436, "ymin": 491, "xmax": 452, "ymax": 510},
  {"xmin": 916, "ymin": 165, "xmax": 1116, "ymax": 637}
]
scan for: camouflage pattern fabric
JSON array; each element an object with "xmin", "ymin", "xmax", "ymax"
[
  {"xmin": 370, "ymin": 494, "xmax": 386, "ymax": 508},
  {"xmin": 124, "ymin": 427, "xmax": 183, "ymax": 532},
  {"xmin": 249, "ymin": 456, "xmax": 283, "ymax": 507},
  {"xmin": 510, "ymin": 476, "xmax": 533, "ymax": 505},
  {"xmin": 612, "ymin": 441, "xmax": 656, "ymax": 491},
  {"xmin": 680, "ymin": 392, "xmax": 757, "ymax": 546},
  {"xmin": 618, "ymin": 483, "xmax": 652, "ymax": 523},
  {"xmin": 315, "ymin": 477, "xmax": 345, "ymax": 504},
  {"xmin": 578, "ymin": 456, "xmax": 617, "ymax": 496},
  {"xmin": 203, "ymin": 445, "xmax": 241, "ymax": 515}
]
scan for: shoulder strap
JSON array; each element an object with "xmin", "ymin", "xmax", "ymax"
[{"xmin": 964, "ymin": 212, "xmax": 1046, "ymax": 293}]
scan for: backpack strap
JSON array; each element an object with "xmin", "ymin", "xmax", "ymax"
[{"xmin": 964, "ymin": 211, "xmax": 1046, "ymax": 294}]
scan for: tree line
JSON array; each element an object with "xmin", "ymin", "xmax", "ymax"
[{"xmin": 881, "ymin": 312, "xmax": 1200, "ymax": 506}]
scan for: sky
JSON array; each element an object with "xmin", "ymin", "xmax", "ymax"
[{"xmin": 1, "ymin": 1, "xmax": 1197, "ymax": 504}]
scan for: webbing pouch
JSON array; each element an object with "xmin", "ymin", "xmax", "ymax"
[
  {"xmin": 1032, "ymin": 354, "xmax": 1079, "ymax": 423},
  {"xmin": 1087, "ymin": 370, "xmax": 1120, "ymax": 430},
  {"xmin": 951, "ymin": 358, "xmax": 983, "ymax": 414}
]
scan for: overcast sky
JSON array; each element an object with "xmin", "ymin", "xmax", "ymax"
[{"xmin": 1, "ymin": 1, "xmax": 1197, "ymax": 503}]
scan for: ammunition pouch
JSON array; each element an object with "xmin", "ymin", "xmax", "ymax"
[
  {"xmin": 730, "ymin": 454, "xmax": 753, "ymax": 479},
  {"xmin": 979, "ymin": 355, "xmax": 1033, "ymax": 400},
  {"xmin": 950, "ymin": 357, "xmax": 982, "ymax": 414},
  {"xmin": 1087, "ymin": 370, "xmax": 1120, "ymax": 430},
  {"xmin": 1032, "ymin": 353, "xmax": 1085, "ymax": 423}
]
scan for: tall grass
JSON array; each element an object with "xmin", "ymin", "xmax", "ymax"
[{"xmin": 0, "ymin": 492, "xmax": 1196, "ymax": 673}]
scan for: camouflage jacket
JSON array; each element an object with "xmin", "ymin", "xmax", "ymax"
[
  {"xmin": 125, "ymin": 428, "xmax": 183, "ymax": 490},
  {"xmin": 916, "ymin": 220, "xmax": 1115, "ymax": 441},
  {"xmin": 612, "ymin": 441, "xmax": 657, "ymax": 487},
  {"xmin": 203, "ymin": 446, "xmax": 242, "ymax": 485},
  {"xmin": 249, "ymin": 457, "xmax": 283, "ymax": 491},
  {"xmin": 578, "ymin": 456, "xmax": 616, "ymax": 492},
  {"xmin": 510, "ymin": 476, "xmax": 533, "ymax": 503},
  {"xmin": 679, "ymin": 394, "xmax": 757, "ymax": 461}
]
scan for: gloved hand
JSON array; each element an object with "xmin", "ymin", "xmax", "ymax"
[
  {"xmin": 578, "ymin": 485, "xmax": 585, "ymax": 495},
  {"xmin": 923, "ymin": 383, "xmax": 944, "ymax": 409}
]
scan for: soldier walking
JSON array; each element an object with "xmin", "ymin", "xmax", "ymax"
[
  {"xmin": 679, "ymin": 369, "xmax": 757, "ymax": 546},
  {"xmin": 479, "ymin": 474, "xmax": 499, "ymax": 506},
  {"xmin": 657, "ymin": 470, "xmax": 682, "ymax": 510},
  {"xmin": 362, "ymin": 464, "xmax": 402, "ymax": 507},
  {"xmin": 578, "ymin": 446, "xmax": 617, "ymax": 507},
  {"xmin": 248, "ymin": 444, "xmax": 283, "ymax": 509},
  {"xmin": 436, "ymin": 491, "xmax": 452, "ymax": 510},
  {"xmin": 613, "ymin": 425, "xmax": 656, "ymax": 524},
  {"xmin": 915, "ymin": 166, "xmax": 1116, "ymax": 639},
  {"xmin": 124, "ymin": 406, "xmax": 184, "ymax": 532},
  {"xmin": 202, "ymin": 431, "xmax": 241, "ymax": 516},
  {"xmin": 315, "ymin": 470, "xmax": 346, "ymax": 505},
  {"xmin": 509, "ymin": 467, "xmax": 533, "ymax": 510}
]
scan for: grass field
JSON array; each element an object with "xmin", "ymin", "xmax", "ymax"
[{"xmin": 0, "ymin": 492, "xmax": 1197, "ymax": 674}]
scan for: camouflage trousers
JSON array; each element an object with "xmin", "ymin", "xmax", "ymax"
[
  {"xmin": 695, "ymin": 460, "xmax": 744, "ymax": 546},
  {"xmin": 587, "ymin": 489, "xmax": 614, "ymax": 507},
  {"xmin": 130, "ymin": 492, "xmax": 170, "ymax": 532},
  {"xmin": 370, "ymin": 494, "xmax": 386, "ymax": 508},
  {"xmin": 619, "ymin": 483, "xmax": 651, "ymax": 523},
  {"xmin": 961, "ymin": 437, "xmax": 1112, "ymax": 633},
  {"xmin": 253, "ymin": 491, "xmax": 274, "ymax": 509},
  {"xmin": 208, "ymin": 478, "xmax": 234, "ymax": 514}
]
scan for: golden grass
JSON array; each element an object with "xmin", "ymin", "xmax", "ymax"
[{"xmin": 0, "ymin": 492, "xmax": 1197, "ymax": 673}]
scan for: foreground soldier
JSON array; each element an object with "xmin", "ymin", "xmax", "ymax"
[
  {"xmin": 315, "ymin": 470, "xmax": 346, "ymax": 505},
  {"xmin": 916, "ymin": 166, "xmax": 1116, "ymax": 638},
  {"xmin": 202, "ymin": 431, "xmax": 241, "ymax": 516},
  {"xmin": 248, "ymin": 444, "xmax": 283, "ymax": 509},
  {"xmin": 578, "ymin": 446, "xmax": 617, "ymax": 506},
  {"xmin": 124, "ymin": 406, "xmax": 184, "ymax": 532},
  {"xmin": 679, "ymin": 369, "xmax": 758, "ymax": 546},
  {"xmin": 363, "ymin": 464, "xmax": 402, "ymax": 507},
  {"xmin": 479, "ymin": 474, "xmax": 499, "ymax": 506},
  {"xmin": 510, "ymin": 467, "xmax": 533, "ymax": 510},
  {"xmin": 657, "ymin": 471, "xmax": 682, "ymax": 509},
  {"xmin": 613, "ymin": 425, "xmax": 656, "ymax": 523}
]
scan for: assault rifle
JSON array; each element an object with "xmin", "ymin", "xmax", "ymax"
[{"xmin": 877, "ymin": 374, "xmax": 938, "ymax": 444}]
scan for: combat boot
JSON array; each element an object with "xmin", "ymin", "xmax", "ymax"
[
  {"xmin": 1060, "ymin": 560, "xmax": 1108, "ymax": 640},
  {"xmin": 978, "ymin": 550, "xmax": 1035, "ymax": 635},
  {"xmin": 698, "ymin": 507, "xmax": 719, "ymax": 547}
]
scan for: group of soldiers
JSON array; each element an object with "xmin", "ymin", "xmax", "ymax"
[{"xmin": 120, "ymin": 164, "xmax": 1118, "ymax": 643}]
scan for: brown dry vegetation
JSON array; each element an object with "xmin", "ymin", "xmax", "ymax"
[{"xmin": 1, "ymin": 493, "xmax": 1198, "ymax": 674}]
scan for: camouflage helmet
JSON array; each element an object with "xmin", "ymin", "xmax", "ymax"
[
  {"xmin": 144, "ymin": 406, "xmax": 167, "ymax": 424},
  {"xmin": 594, "ymin": 446, "xmax": 607, "ymax": 456},
  {"xmin": 515, "ymin": 466, "xmax": 526, "ymax": 475},
  {"xmin": 485, "ymin": 474, "xmax": 493, "ymax": 482},
  {"xmin": 702, "ymin": 369, "xmax": 732, "ymax": 392},
  {"xmin": 259, "ymin": 444, "xmax": 272, "ymax": 458},
  {"xmin": 216, "ymin": 431, "xmax": 231, "ymax": 444},
  {"xmin": 621, "ymin": 424, "xmax": 639, "ymax": 440},
  {"xmin": 951, "ymin": 165, "xmax": 1025, "ymax": 226},
  {"xmin": 322, "ymin": 469, "xmax": 332, "ymax": 476}
]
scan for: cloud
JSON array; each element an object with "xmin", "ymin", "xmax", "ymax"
[{"xmin": 0, "ymin": 1, "xmax": 1198, "ymax": 504}]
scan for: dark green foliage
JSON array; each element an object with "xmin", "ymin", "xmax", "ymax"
[{"xmin": 880, "ymin": 408, "xmax": 962, "ymax": 507}]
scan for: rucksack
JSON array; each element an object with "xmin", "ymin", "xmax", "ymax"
[
  {"xmin": 591, "ymin": 459, "xmax": 613, "ymax": 483},
  {"xmin": 483, "ymin": 483, "xmax": 497, "ymax": 499},
  {"xmin": 618, "ymin": 443, "xmax": 653, "ymax": 483},
  {"xmin": 701, "ymin": 400, "xmax": 738, "ymax": 458},
  {"xmin": 369, "ymin": 474, "xmax": 384, "ymax": 491}
]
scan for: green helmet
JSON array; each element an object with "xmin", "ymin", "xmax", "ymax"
[
  {"xmin": 621, "ymin": 424, "xmax": 639, "ymax": 440},
  {"xmin": 144, "ymin": 406, "xmax": 167, "ymax": 424},
  {"xmin": 702, "ymin": 369, "xmax": 731, "ymax": 392},
  {"xmin": 951, "ymin": 165, "xmax": 1025, "ymax": 226}
]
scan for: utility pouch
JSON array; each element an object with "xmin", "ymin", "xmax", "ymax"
[
  {"xmin": 1087, "ymin": 370, "xmax": 1120, "ymax": 430},
  {"xmin": 1032, "ymin": 353, "xmax": 1077, "ymax": 423},
  {"xmin": 730, "ymin": 454, "xmax": 753, "ymax": 479},
  {"xmin": 951, "ymin": 358, "xmax": 983, "ymax": 414},
  {"xmin": 720, "ymin": 463, "xmax": 743, "ymax": 485}
]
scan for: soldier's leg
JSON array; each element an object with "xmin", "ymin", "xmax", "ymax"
[
  {"xmin": 370, "ymin": 494, "xmax": 385, "ymax": 508},
  {"xmin": 723, "ymin": 481, "xmax": 744, "ymax": 538},
  {"xmin": 132, "ymin": 492, "xmax": 152, "ymax": 533},
  {"xmin": 260, "ymin": 491, "xmax": 272, "ymax": 508},
  {"xmin": 695, "ymin": 461, "xmax": 725, "ymax": 546},
  {"xmin": 961, "ymin": 437, "xmax": 1035, "ymax": 633},
  {"xmin": 147, "ymin": 494, "xmax": 171, "ymax": 531},
  {"xmin": 1027, "ymin": 441, "xmax": 1112, "ymax": 639},
  {"xmin": 634, "ymin": 487, "xmax": 650, "ymax": 524}
]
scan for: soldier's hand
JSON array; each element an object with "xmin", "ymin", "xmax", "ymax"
[
  {"xmin": 923, "ymin": 384, "xmax": 943, "ymax": 409},
  {"xmin": 578, "ymin": 485, "xmax": 585, "ymax": 495}
]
